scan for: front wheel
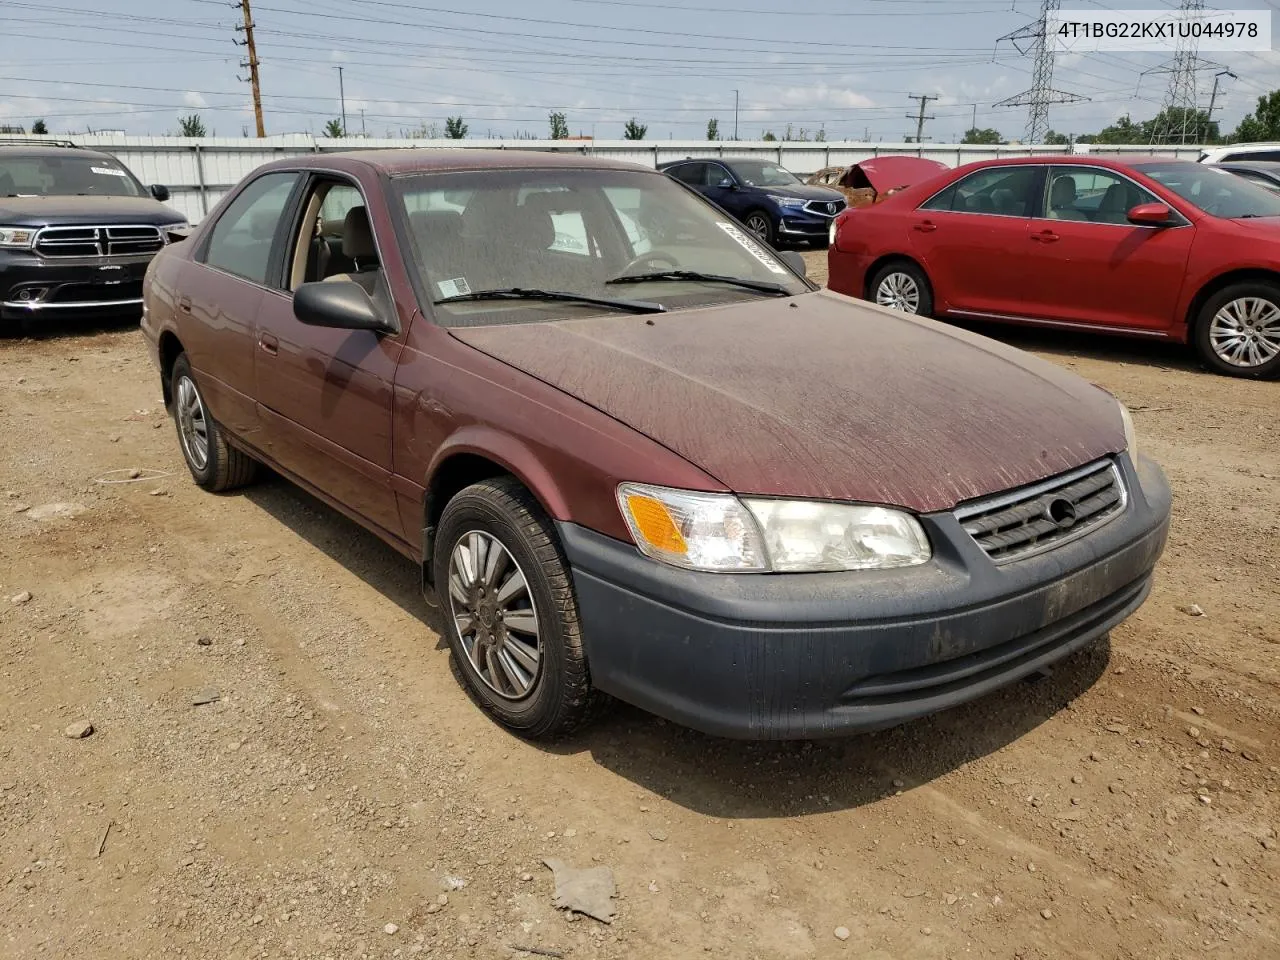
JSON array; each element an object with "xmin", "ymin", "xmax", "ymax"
[
  {"xmin": 170, "ymin": 354, "xmax": 259, "ymax": 491},
  {"xmin": 1193, "ymin": 282, "xmax": 1280, "ymax": 379},
  {"xmin": 869, "ymin": 261, "xmax": 933, "ymax": 316},
  {"xmin": 433, "ymin": 477, "xmax": 597, "ymax": 738},
  {"xmin": 743, "ymin": 210, "xmax": 775, "ymax": 246}
]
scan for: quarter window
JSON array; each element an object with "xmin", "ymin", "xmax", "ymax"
[
  {"xmin": 920, "ymin": 166, "xmax": 1041, "ymax": 217},
  {"xmin": 1044, "ymin": 167, "xmax": 1159, "ymax": 225},
  {"xmin": 203, "ymin": 172, "xmax": 298, "ymax": 285},
  {"xmin": 668, "ymin": 162, "xmax": 708, "ymax": 186}
]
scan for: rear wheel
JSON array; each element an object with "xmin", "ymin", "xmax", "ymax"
[
  {"xmin": 170, "ymin": 354, "xmax": 259, "ymax": 491},
  {"xmin": 1194, "ymin": 282, "xmax": 1280, "ymax": 379},
  {"xmin": 433, "ymin": 477, "xmax": 597, "ymax": 739},
  {"xmin": 870, "ymin": 260, "xmax": 933, "ymax": 316}
]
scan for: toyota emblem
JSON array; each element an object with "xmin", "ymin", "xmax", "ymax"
[{"xmin": 1045, "ymin": 497, "xmax": 1078, "ymax": 529}]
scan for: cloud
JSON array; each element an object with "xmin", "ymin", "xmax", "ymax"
[
  {"xmin": 183, "ymin": 91, "xmax": 208, "ymax": 109},
  {"xmin": 777, "ymin": 84, "xmax": 875, "ymax": 109}
]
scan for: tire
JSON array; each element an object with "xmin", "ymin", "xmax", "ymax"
[
  {"xmin": 170, "ymin": 354, "xmax": 259, "ymax": 492},
  {"xmin": 869, "ymin": 260, "xmax": 934, "ymax": 317},
  {"xmin": 742, "ymin": 209, "xmax": 775, "ymax": 246},
  {"xmin": 1192, "ymin": 282, "xmax": 1280, "ymax": 379},
  {"xmin": 433, "ymin": 477, "xmax": 597, "ymax": 738}
]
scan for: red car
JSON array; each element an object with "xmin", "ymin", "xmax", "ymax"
[{"xmin": 828, "ymin": 155, "xmax": 1280, "ymax": 379}]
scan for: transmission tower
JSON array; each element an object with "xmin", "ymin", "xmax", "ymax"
[
  {"xmin": 994, "ymin": 0, "xmax": 1088, "ymax": 144},
  {"xmin": 1147, "ymin": 0, "xmax": 1216, "ymax": 144}
]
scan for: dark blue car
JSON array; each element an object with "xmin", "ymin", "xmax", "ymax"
[{"xmin": 657, "ymin": 157, "xmax": 846, "ymax": 247}]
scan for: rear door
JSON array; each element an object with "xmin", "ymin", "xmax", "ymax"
[
  {"xmin": 251, "ymin": 173, "xmax": 408, "ymax": 540},
  {"xmin": 908, "ymin": 164, "xmax": 1044, "ymax": 316},
  {"xmin": 181, "ymin": 171, "xmax": 301, "ymax": 442},
  {"xmin": 1020, "ymin": 166, "xmax": 1195, "ymax": 331}
]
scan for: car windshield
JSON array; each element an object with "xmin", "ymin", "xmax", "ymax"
[
  {"xmin": 0, "ymin": 154, "xmax": 145, "ymax": 198},
  {"xmin": 1135, "ymin": 162, "xmax": 1280, "ymax": 218},
  {"xmin": 394, "ymin": 167, "xmax": 808, "ymax": 327},
  {"xmin": 727, "ymin": 160, "xmax": 800, "ymax": 187}
]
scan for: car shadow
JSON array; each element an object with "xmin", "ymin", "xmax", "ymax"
[
  {"xmin": 239, "ymin": 471, "xmax": 1111, "ymax": 819},
  {"xmin": 946, "ymin": 317, "xmax": 1205, "ymax": 375},
  {"xmin": 0, "ymin": 313, "xmax": 141, "ymax": 340}
]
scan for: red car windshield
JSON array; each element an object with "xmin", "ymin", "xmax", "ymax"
[{"xmin": 1136, "ymin": 162, "xmax": 1280, "ymax": 219}]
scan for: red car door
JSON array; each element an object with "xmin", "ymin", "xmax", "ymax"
[
  {"xmin": 908, "ymin": 164, "xmax": 1044, "ymax": 316},
  {"xmin": 1020, "ymin": 166, "xmax": 1195, "ymax": 331},
  {"xmin": 252, "ymin": 175, "xmax": 408, "ymax": 542}
]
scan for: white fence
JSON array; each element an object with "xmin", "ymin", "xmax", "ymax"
[{"xmin": 1, "ymin": 134, "xmax": 1208, "ymax": 225}]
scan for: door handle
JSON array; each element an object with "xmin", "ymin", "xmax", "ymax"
[
  {"xmin": 913, "ymin": 221, "xmax": 937, "ymax": 233},
  {"xmin": 177, "ymin": 296, "xmax": 192, "ymax": 313},
  {"xmin": 1032, "ymin": 230, "xmax": 1060, "ymax": 243},
  {"xmin": 258, "ymin": 333, "xmax": 279, "ymax": 356}
]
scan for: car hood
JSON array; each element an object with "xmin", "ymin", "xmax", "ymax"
[
  {"xmin": 450, "ymin": 291, "xmax": 1126, "ymax": 513},
  {"xmin": 853, "ymin": 156, "xmax": 950, "ymax": 193},
  {"xmin": 754, "ymin": 183, "xmax": 846, "ymax": 202},
  {"xmin": 0, "ymin": 195, "xmax": 181, "ymax": 227}
]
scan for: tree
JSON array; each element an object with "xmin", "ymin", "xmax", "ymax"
[
  {"xmin": 445, "ymin": 116, "xmax": 468, "ymax": 139},
  {"xmin": 706, "ymin": 118, "xmax": 719, "ymax": 140},
  {"xmin": 1078, "ymin": 113, "xmax": 1143, "ymax": 145},
  {"xmin": 761, "ymin": 130, "xmax": 777, "ymax": 141},
  {"xmin": 548, "ymin": 111, "xmax": 568, "ymax": 140},
  {"xmin": 1044, "ymin": 130, "xmax": 1070, "ymax": 146},
  {"xmin": 31, "ymin": 119, "xmax": 48, "ymax": 135},
  {"xmin": 1231, "ymin": 90, "xmax": 1280, "ymax": 142},
  {"xmin": 1147, "ymin": 106, "xmax": 1217, "ymax": 144},
  {"xmin": 961, "ymin": 127, "xmax": 1003, "ymax": 145},
  {"xmin": 815, "ymin": 127, "xmax": 827, "ymax": 143},
  {"xmin": 623, "ymin": 118, "xmax": 647, "ymax": 140},
  {"xmin": 178, "ymin": 113, "xmax": 207, "ymax": 137}
]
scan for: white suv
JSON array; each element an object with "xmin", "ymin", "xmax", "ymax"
[{"xmin": 1198, "ymin": 143, "xmax": 1280, "ymax": 163}]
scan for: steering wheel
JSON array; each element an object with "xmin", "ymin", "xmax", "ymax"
[{"xmin": 619, "ymin": 251, "xmax": 680, "ymax": 275}]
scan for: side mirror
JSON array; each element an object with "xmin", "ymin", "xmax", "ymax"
[
  {"xmin": 150, "ymin": 184, "xmax": 170, "ymax": 202},
  {"xmin": 717, "ymin": 178, "xmax": 736, "ymax": 189},
  {"xmin": 1127, "ymin": 202, "xmax": 1173, "ymax": 226},
  {"xmin": 294, "ymin": 281, "xmax": 391, "ymax": 332},
  {"xmin": 778, "ymin": 250, "xmax": 807, "ymax": 278}
]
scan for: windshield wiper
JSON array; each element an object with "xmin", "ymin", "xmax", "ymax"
[
  {"xmin": 606, "ymin": 270, "xmax": 791, "ymax": 296},
  {"xmin": 433, "ymin": 287, "xmax": 665, "ymax": 314}
]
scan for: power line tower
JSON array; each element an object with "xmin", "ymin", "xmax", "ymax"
[
  {"xmin": 994, "ymin": 0, "xmax": 1087, "ymax": 144},
  {"xmin": 906, "ymin": 94, "xmax": 937, "ymax": 142},
  {"xmin": 235, "ymin": 0, "xmax": 266, "ymax": 138},
  {"xmin": 1147, "ymin": 0, "xmax": 1217, "ymax": 144}
]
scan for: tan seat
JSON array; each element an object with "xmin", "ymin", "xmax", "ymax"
[
  {"xmin": 323, "ymin": 206, "xmax": 382, "ymax": 294},
  {"xmin": 1048, "ymin": 177, "xmax": 1090, "ymax": 221}
]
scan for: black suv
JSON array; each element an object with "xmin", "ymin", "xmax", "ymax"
[{"xmin": 1, "ymin": 140, "xmax": 188, "ymax": 332}]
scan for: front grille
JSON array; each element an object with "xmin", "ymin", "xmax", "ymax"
[
  {"xmin": 954, "ymin": 459, "xmax": 1126, "ymax": 564},
  {"xmin": 803, "ymin": 198, "xmax": 846, "ymax": 217},
  {"xmin": 35, "ymin": 225, "xmax": 163, "ymax": 258}
]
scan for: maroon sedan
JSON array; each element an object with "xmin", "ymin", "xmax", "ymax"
[
  {"xmin": 141, "ymin": 150, "xmax": 1170, "ymax": 740},
  {"xmin": 828, "ymin": 155, "xmax": 1280, "ymax": 379}
]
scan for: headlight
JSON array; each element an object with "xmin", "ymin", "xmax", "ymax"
[
  {"xmin": 1118, "ymin": 401, "xmax": 1138, "ymax": 460},
  {"xmin": 828, "ymin": 218, "xmax": 838, "ymax": 246},
  {"xmin": 617, "ymin": 483, "xmax": 931, "ymax": 573},
  {"xmin": 160, "ymin": 221, "xmax": 191, "ymax": 243},
  {"xmin": 766, "ymin": 194, "xmax": 807, "ymax": 208},
  {"xmin": 0, "ymin": 226, "xmax": 36, "ymax": 249}
]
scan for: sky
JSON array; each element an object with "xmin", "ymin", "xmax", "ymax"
[{"xmin": 2, "ymin": 0, "xmax": 1280, "ymax": 142}]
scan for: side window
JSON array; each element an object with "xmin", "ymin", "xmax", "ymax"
[
  {"xmin": 1225, "ymin": 150, "xmax": 1280, "ymax": 162},
  {"xmin": 1045, "ymin": 167, "xmax": 1158, "ymax": 225},
  {"xmin": 669, "ymin": 162, "xmax": 707, "ymax": 186},
  {"xmin": 920, "ymin": 167, "xmax": 1040, "ymax": 216},
  {"xmin": 705, "ymin": 163, "xmax": 731, "ymax": 187},
  {"xmin": 202, "ymin": 172, "xmax": 299, "ymax": 285},
  {"xmin": 288, "ymin": 178, "xmax": 382, "ymax": 290}
]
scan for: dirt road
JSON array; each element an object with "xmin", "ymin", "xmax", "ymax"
[{"xmin": 3, "ymin": 263, "xmax": 1278, "ymax": 959}]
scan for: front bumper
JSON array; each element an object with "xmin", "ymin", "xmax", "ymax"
[
  {"xmin": 560, "ymin": 453, "xmax": 1171, "ymax": 740},
  {"xmin": 1, "ymin": 250, "xmax": 153, "ymax": 320},
  {"xmin": 776, "ymin": 210, "xmax": 836, "ymax": 240}
]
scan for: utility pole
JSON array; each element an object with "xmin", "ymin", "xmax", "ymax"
[
  {"xmin": 337, "ymin": 66, "xmax": 347, "ymax": 137},
  {"xmin": 971, "ymin": 103, "xmax": 977, "ymax": 132},
  {"xmin": 1206, "ymin": 69, "xmax": 1238, "ymax": 132},
  {"xmin": 733, "ymin": 89, "xmax": 739, "ymax": 141},
  {"xmin": 236, "ymin": 0, "xmax": 265, "ymax": 137},
  {"xmin": 907, "ymin": 94, "xmax": 937, "ymax": 143},
  {"xmin": 995, "ymin": 0, "xmax": 1087, "ymax": 144},
  {"xmin": 360, "ymin": 107, "xmax": 366, "ymax": 137}
]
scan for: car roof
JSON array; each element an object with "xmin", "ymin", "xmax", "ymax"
[
  {"xmin": 951, "ymin": 154, "xmax": 1197, "ymax": 174},
  {"xmin": 0, "ymin": 144, "xmax": 111, "ymax": 159},
  {"xmin": 1215, "ymin": 160, "xmax": 1280, "ymax": 171},
  {"xmin": 263, "ymin": 148, "xmax": 654, "ymax": 177}
]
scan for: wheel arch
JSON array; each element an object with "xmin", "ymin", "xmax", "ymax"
[
  {"xmin": 863, "ymin": 253, "xmax": 930, "ymax": 300},
  {"xmin": 157, "ymin": 330, "xmax": 185, "ymax": 407},
  {"xmin": 1184, "ymin": 267, "xmax": 1280, "ymax": 337},
  {"xmin": 421, "ymin": 432, "xmax": 571, "ymax": 587}
]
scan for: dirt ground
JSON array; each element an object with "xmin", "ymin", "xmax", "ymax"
[{"xmin": 2, "ymin": 252, "xmax": 1278, "ymax": 960}]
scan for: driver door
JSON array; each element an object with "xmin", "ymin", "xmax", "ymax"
[{"xmin": 252, "ymin": 173, "xmax": 409, "ymax": 541}]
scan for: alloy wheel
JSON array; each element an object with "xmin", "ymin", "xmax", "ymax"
[
  {"xmin": 745, "ymin": 214, "xmax": 771, "ymax": 240},
  {"xmin": 175, "ymin": 375, "xmax": 209, "ymax": 470},
  {"xmin": 876, "ymin": 272, "xmax": 922, "ymax": 313},
  {"xmin": 1209, "ymin": 297, "xmax": 1280, "ymax": 368},
  {"xmin": 447, "ymin": 530, "xmax": 542, "ymax": 700}
]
